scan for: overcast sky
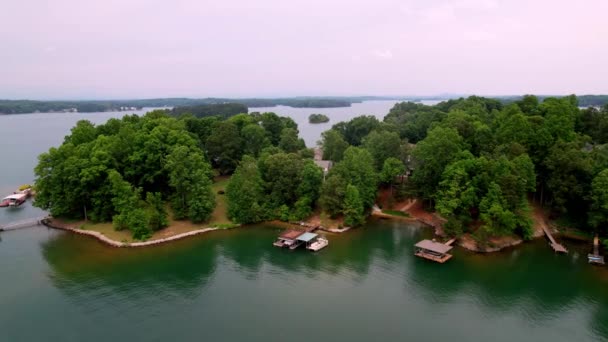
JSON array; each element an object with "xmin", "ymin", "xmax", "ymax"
[{"xmin": 1, "ymin": 0, "xmax": 607, "ymax": 99}]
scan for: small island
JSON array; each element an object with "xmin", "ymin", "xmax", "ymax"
[{"xmin": 309, "ymin": 113, "xmax": 330, "ymax": 123}]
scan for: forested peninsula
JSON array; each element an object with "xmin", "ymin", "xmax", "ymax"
[{"xmin": 34, "ymin": 95, "xmax": 608, "ymax": 249}]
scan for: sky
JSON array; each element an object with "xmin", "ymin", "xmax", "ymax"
[{"xmin": 1, "ymin": 0, "xmax": 607, "ymax": 99}]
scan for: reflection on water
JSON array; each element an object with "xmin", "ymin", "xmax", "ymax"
[{"xmin": 9, "ymin": 220, "xmax": 602, "ymax": 341}]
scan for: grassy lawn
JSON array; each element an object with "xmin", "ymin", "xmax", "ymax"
[
  {"xmin": 382, "ymin": 209, "xmax": 410, "ymax": 217},
  {"xmin": 209, "ymin": 176, "xmax": 232, "ymax": 226}
]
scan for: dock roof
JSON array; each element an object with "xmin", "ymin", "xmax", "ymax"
[
  {"xmin": 415, "ymin": 240, "xmax": 453, "ymax": 254},
  {"xmin": 296, "ymin": 232, "xmax": 318, "ymax": 242},
  {"xmin": 279, "ymin": 230, "xmax": 304, "ymax": 240}
]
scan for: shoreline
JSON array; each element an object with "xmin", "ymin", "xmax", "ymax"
[
  {"xmin": 40, "ymin": 202, "xmax": 585, "ymax": 254},
  {"xmin": 42, "ymin": 218, "xmax": 220, "ymax": 248}
]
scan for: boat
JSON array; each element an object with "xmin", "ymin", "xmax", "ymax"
[
  {"xmin": 1, "ymin": 193, "xmax": 27, "ymax": 207},
  {"xmin": 306, "ymin": 237, "xmax": 329, "ymax": 251},
  {"xmin": 0, "ymin": 187, "xmax": 31, "ymax": 208},
  {"xmin": 588, "ymin": 254, "xmax": 605, "ymax": 265}
]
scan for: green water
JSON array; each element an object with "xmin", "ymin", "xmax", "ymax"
[
  {"xmin": 1, "ymin": 220, "xmax": 608, "ymax": 341},
  {"xmin": 1, "ymin": 105, "xmax": 608, "ymax": 341}
]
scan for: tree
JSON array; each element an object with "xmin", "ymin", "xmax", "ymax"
[
  {"xmin": 165, "ymin": 146, "xmax": 215, "ymax": 221},
  {"xmin": 146, "ymin": 192, "xmax": 168, "ymax": 231},
  {"xmin": 241, "ymin": 123, "xmax": 269, "ymax": 157},
  {"xmin": 259, "ymin": 152, "xmax": 304, "ymax": 208},
  {"xmin": 260, "ymin": 112, "xmax": 285, "ymax": 145},
  {"xmin": 278, "ymin": 127, "xmax": 306, "ymax": 153},
  {"xmin": 206, "ymin": 121, "xmax": 242, "ymax": 174},
  {"xmin": 479, "ymin": 182, "xmax": 517, "ymax": 237},
  {"xmin": 589, "ymin": 170, "xmax": 608, "ymax": 234},
  {"xmin": 108, "ymin": 169, "xmax": 148, "ymax": 239},
  {"xmin": 343, "ymin": 184, "xmax": 365, "ymax": 227},
  {"xmin": 332, "ymin": 115, "xmax": 380, "ymax": 146},
  {"xmin": 411, "ymin": 126, "xmax": 464, "ymax": 204},
  {"xmin": 541, "ymin": 97, "xmax": 578, "ymax": 142},
  {"xmin": 381, "ymin": 157, "xmax": 405, "ymax": 196},
  {"xmin": 226, "ymin": 156, "xmax": 265, "ymax": 223},
  {"xmin": 331, "ymin": 147, "xmax": 378, "ymax": 208},
  {"xmin": 544, "ymin": 139, "xmax": 592, "ymax": 214},
  {"xmin": 188, "ymin": 170, "xmax": 216, "ymax": 223},
  {"xmin": 319, "ymin": 174, "xmax": 347, "ymax": 217},
  {"xmin": 320, "ymin": 129, "xmax": 349, "ymax": 162},
  {"xmin": 362, "ymin": 130, "xmax": 402, "ymax": 170}
]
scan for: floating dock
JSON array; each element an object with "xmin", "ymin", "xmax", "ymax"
[
  {"xmin": 414, "ymin": 239, "xmax": 453, "ymax": 263},
  {"xmin": 273, "ymin": 227, "xmax": 328, "ymax": 252},
  {"xmin": 588, "ymin": 235, "xmax": 605, "ymax": 265}
]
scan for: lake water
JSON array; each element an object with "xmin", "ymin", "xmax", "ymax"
[{"xmin": 1, "ymin": 101, "xmax": 608, "ymax": 341}]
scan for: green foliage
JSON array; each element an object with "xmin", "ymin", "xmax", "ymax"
[
  {"xmin": 411, "ymin": 126, "xmax": 464, "ymax": 202},
  {"xmin": 343, "ymin": 184, "xmax": 365, "ymax": 227},
  {"xmin": 33, "ymin": 113, "xmax": 216, "ymax": 240},
  {"xmin": 319, "ymin": 147, "xmax": 377, "ymax": 220},
  {"xmin": 381, "ymin": 157, "xmax": 405, "ymax": 184},
  {"xmin": 241, "ymin": 124, "xmax": 270, "ymax": 157},
  {"xmin": 206, "ymin": 121, "xmax": 243, "ymax": 174},
  {"xmin": 321, "ymin": 129, "xmax": 349, "ymax": 162},
  {"xmin": 319, "ymin": 174, "xmax": 347, "ymax": 217},
  {"xmin": 362, "ymin": 130, "xmax": 402, "ymax": 170},
  {"xmin": 226, "ymin": 156, "xmax": 265, "ymax": 224},
  {"xmin": 145, "ymin": 192, "xmax": 168, "ymax": 231},
  {"xmin": 332, "ymin": 115, "xmax": 380, "ymax": 146},
  {"xmin": 309, "ymin": 113, "xmax": 330, "ymax": 123},
  {"xmin": 544, "ymin": 139, "xmax": 592, "ymax": 214},
  {"xmin": 589, "ymin": 170, "xmax": 608, "ymax": 233},
  {"xmin": 383, "ymin": 102, "xmax": 446, "ymax": 143},
  {"xmin": 279, "ymin": 128, "xmax": 306, "ymax": 153}
]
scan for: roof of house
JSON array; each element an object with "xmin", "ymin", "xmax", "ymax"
[
  {"xmin": 279, "ymin": 230, "xmax": 304, "ymax": 240},
  {"xmin": 296, "ymin": 232, "xmax": 318, "ymax": 242},
  {"xmin": 314, "ymin": 160, "xmax": 332, "ymax": 170},
  {"xmin": 414, "ymin": 240, "xmax": 453, "ymax": 254}
]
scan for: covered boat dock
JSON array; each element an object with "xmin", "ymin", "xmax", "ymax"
[
  {"xmin": 415, "ymin": 240, "xmax": 453, "ymax": 263},
  {"xmin": 273, "ymin": 230, "xmax": 304, "ymax": 248}
]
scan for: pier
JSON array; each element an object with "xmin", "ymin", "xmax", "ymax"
[
  {"xmin": 414, "ymin": 239, "xmax": 454, "ymax": 263},
  {"xmin": 0, "ymin": 216, "xmax": 48, "ymax": 231},
  {"xmin": 541, "ymin": 224, "xmax": 568, "ymax": 253}
]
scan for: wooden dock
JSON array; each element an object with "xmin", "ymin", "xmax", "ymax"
[
  {"xmin": 0, "ymin": 216, "xmax": 48, "ymax": 231},
  {"xmin": 414, "ymin": 239, "xmax": 454, "ymax": 263},
  {"xmin": 541, "ymin": 225, "xmax": 568, "ymax": 253}
]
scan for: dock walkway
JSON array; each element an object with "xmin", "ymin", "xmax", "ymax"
[
  {"xmin": 0, "ymin": 216, "xmax": 48, "ymax": 231},
  {"xmin": 541, "ymin": 225, "xmax": 568, "ymax": 253}
]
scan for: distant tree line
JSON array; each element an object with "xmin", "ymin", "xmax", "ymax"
[
  {"xmin": 171, "ymin": 103, "xmax": 248, "ymax": 119},
  {"xmin": 0, "ymin": 97, "xmax": 367, "ymax": 114}
]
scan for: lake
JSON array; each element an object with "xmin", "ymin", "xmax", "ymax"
[{"xmin": 1, "ymin": 101, "xmax": 608, "ymax": 341}]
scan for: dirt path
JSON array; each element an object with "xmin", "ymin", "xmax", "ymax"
[
  {"xmin": 531, "ymin": 204, "xmax": 551, "ymax": 238},
  {"xmin": 402, "ymin": 199, "xmax": 447, "ymax": 236}
]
